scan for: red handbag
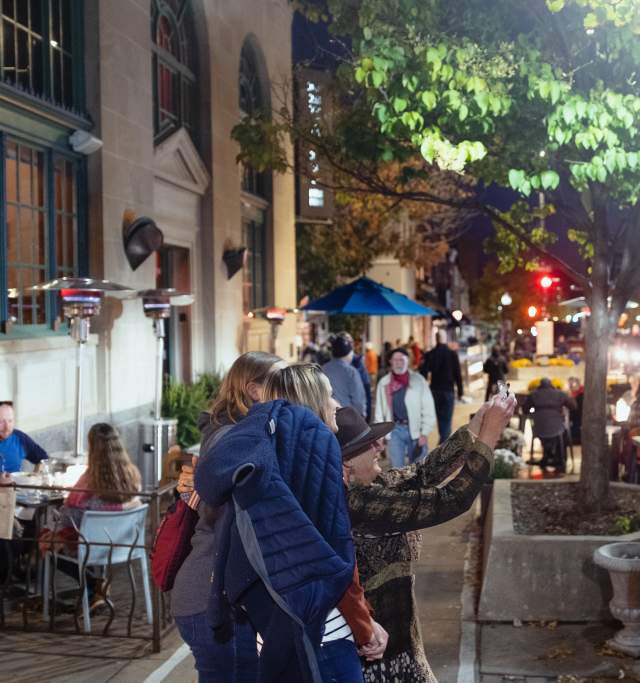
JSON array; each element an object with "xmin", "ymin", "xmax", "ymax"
[{"xmin": 151, "ymin": 491, "xmax": 200, "ymax": 592}]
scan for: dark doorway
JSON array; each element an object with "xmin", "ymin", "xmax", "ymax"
[{"xmin": 156, "ymin": 245, "xmax": 192, "ymax": 383}]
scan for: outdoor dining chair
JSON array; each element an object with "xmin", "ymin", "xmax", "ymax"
[{"xmin": 42, "ymin": 505, "xmax": 152, "ymax": 633}]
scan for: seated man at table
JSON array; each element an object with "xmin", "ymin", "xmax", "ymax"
[{"xmin": 0, "ymin": 401, "xmax": 48, "ymax": 473}]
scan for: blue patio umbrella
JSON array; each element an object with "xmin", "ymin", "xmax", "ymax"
[{"xmin": 302, "ymin": 276, "xmax": 435, "ymax": 316}]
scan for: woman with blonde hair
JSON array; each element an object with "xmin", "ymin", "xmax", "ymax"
[
  {"xmin": 262, "ymin": 361, "xmax": 339, "ymax": 429},
  {"xmin": 265, "ymin": 362, "xmax": 515, "ymax": 683},
  {"xmin": 172, "ymin": 351, "xmax": 282, "ymax": 682}
]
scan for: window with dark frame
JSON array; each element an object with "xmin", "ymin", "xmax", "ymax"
[
  {"xmin": 239, "ymin": 43, "xmax": 268, "ymax": 199},
  {"xmin": 239, "ymin": 41, "xmax": 270, "ymax": 313},
  {"xmin": 4, "ymin": 137, "xmax": 79, "ymax": 329},
  {"xmin": 0, "ymin": 0, "xmax": 80, "ymax": 110},
  {"xmin": 242, "ymin": 208, "xmax": 266, "ymax": 313},
  {"xmin": 151, "ymin": 0, "xmax": 198, "ymax": 144}
]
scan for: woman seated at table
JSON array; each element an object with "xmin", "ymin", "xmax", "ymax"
[{"xmin": 39, "ymin": 423, "xmax": 141, "ymax": 608}]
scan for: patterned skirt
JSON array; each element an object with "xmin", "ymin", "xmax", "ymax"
[{"xmin": 355, "ymin": 532, "xmax": 438, "ymax": 683}]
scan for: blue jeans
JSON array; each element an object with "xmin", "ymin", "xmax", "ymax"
[
  {"xmin": 386, "ymin": 424, "xmax": 426, "ymax": 468},
  {"xmin": 174, "ymin": 612, "xmax": 258, "ymax": 683},
  {"xmin": 316, "ymin": 639, "xmax": 364, "ymax": 683},
  {"xmin": 432, "ymin": 389, "xmax": 455, "ymax": 443}
]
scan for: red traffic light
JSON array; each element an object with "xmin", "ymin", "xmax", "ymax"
[{"xmin": 539, "ymin": 275, "xmax": 553, "ymax": 289}]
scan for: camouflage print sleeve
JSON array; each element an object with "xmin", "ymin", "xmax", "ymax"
[{"xmin": 347, "ymin": 428, "xmax": 493, "ymax": 536}]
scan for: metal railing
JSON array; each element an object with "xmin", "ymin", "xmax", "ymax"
[{"xmin": 0, "ymin": 480, "xmax": 177, "ymax": 652}]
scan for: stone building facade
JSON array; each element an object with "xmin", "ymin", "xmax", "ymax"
[{"xmin": 0, "ymin": 0, "xmax": 297, "ymax": 455}]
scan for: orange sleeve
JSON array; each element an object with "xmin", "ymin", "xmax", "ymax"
[{"xmin": 337, "ymin": 564, "xmax": 374, "ymax": 646}]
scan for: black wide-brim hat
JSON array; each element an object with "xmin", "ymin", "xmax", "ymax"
[{"xmin": 336, "ymin": 407, "xmax": 394, "ymax": 460}]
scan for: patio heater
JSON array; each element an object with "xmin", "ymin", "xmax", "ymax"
[
  {"xmin": 31, "ymin": 277, "xmax": 134, "ymax": 457},
  {"xmin": 134, "ymin": 288, "xmax": 194, "ymax": 489}
]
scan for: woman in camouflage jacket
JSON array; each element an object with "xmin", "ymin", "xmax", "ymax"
[{"xmin": 340, "ymin": 397, "xmax": 515, "ymax": 683}]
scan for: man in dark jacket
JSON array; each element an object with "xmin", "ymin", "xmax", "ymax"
[
  {"xmin": 524, "ymin": 378, "xmax": 576, "ymax": 472},
  {"xmin": 420, "ymin": 334, "xmax": 463, "ymax": 442},
  {"xmin": 483, "ymin": 346, "xmax": 508, "ymax": 402},
  {"xmin": 343, "ymin": 333, "xmax": 372, "ymax": 421}
]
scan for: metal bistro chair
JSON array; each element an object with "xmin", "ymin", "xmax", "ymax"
[{"xmin": 43, "ymin": 505, "xmax": 152, "ymax": 633}]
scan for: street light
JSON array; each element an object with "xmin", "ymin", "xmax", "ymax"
[
  {"xmin": 539, "ymin": 275, "xmax": 553, "ymax": 290},
  {"xmin": 500, "ymin": 292, "xmax": 512, "ymax": 307},
  {"xmin": 452, "ymin": 309, "xmax": 463, "ymax": 322},
  {"xmin": 30, "ymin": 276, "xmax": 134, "ymax": 456},
  {"xmin": 528, "ymin": 305, "xmax": 538, "ymax": 318}
]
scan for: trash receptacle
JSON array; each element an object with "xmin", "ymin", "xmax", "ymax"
[{"xmin": 139, "ymin": 417, "xmax": 177, "ymax": 490}]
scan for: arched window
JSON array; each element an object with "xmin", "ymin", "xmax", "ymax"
[
  {"xmin": 151, "ymin": 0, "xmax": 197, "ymax": 143},
  {"xmin": 239, "ymin": 40, "xmax": 270, "ymax": 313},
  {"xmin": 239, "ymin": 41, "xmax": 269, "ymax": 199}
]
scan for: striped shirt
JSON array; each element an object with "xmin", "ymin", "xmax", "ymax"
[{"xmin": 321, "ymin": 607, "xmax": 354, "ymax": 643}]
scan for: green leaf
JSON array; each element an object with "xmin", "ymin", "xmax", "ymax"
[
  {"xmin": 444, "ymin": 89, "xmax": 461, "ymax": 109},
  {"xmin": 604, "ymin": 149, "xmax": 617, "ymax": 173},
  {"xmin": 421, "ymin": 90, "xmax": 437, "ymax": 110},
  {"xmin": 393, "ymin": 97, "xmax": 407, "ymax": 113},
  {"xmin": 373, "ymin": 102, "xmax": 388, "ymax": 123},
  {"xmin": 627, "ymin": 152, "xmax": 639, "ymax": 169},
  {"xmin": 381, "ymin": 147, "xmax": 394, "ymax": 162},
  {"xmin": 420, "ymin": 137, "xmax": 436, "ymax": 163},
  {"xmin": 355, "ymin": 67, "xmax": 366, "ymax": 84},
  {"xmin": 426, "ymin": 46, "xmax": 440, "ymax": 64},
  {"xmin": 540, "ymin": 170, "xmax": 560, "ymax": 190},
  {"xmin": 539, "ymin": 81, "xmax": 550, "ymax": 99},
  {"xmin": 546, "ymin": 0, "xmax": 565, "ymax": 12},
  {"xmin": 459, "ymin": 103, "xmax": 469, "ymax": 121},
  {"xmin": 549, "ymin": 81, "xmax": 561, "ymax": 105},
  {"xmin": 474, "ymin": 92, "xmax": 489, "ymax": 115},
  {"xmin": 363, "ymin": 26, "xmax": 372, "ymax": 40},
  {"xmin": 584, "ymin": 12, "xmax": 598, "ymax": 29},
  {"xmin": 371, "ymin": 71, "xmax": 384, "ymax": 88},
  {"xmin": 562, "ymin": 103, "xmax": 575, "ymax": 125},
  {"xmin": 508, "ymin": 169, "xmax": 526, "ymax": 190}
]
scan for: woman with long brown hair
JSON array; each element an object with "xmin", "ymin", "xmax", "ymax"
[
  {"xmin": 40, "ymin": 423, "xmax": 142, "ymax": 608},
  {"xmin": 172, "ymin": 351, "xmax": 282, "ymax": 682}
]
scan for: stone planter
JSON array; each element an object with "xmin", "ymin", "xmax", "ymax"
[
  {"xmin": 594, "ymin": 542, "xmax": 640, "ymax": 657},
  {"xmin": 478, "ymin": 480, "xmax": 640, "ymax": 622}
]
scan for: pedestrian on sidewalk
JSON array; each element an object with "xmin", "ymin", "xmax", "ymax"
[
  {"xmin": 483, "ymin": 345, "xmax": 508, "ymax": 402},
  {"xmin": 323, "ymin": 333, "xmax": 367, "ymax": 417},
  {"xmin": 364, "ymin": 343, "xmax": 379, "ymax": 381},
  {"xmin": 375, "ymin": 348, "xmax": 436, "ymax": 466},
  {"xmin": 172, "ymin": 351, "xmax": 282, "ymax": 682},
  {"xmin": 408, "ymin": 336, "xmax": 422, "ymax": 369},
  {"xmin": 344, "ymin": 333, "xmax": 373, "ymax": 422},
  {"xmin": 196, "ymin": 365, "xmax": 361, "ymax": 683},
  {"xmin": 420, "ymin": 333, "xmax": 464, "ymax": 443},
  {"xmin": 338, "ymin": 393, "xmax": 516, "ymax": 683}
]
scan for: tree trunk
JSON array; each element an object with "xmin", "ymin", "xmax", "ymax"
[
  {"xmin": 579, "ymin": 208, "xmax": 612, "ymax": 510},
  {"xmin": 580, "ymin": 293, "xmax": 611, "ymax": 509}
]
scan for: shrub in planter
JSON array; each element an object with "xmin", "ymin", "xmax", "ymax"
[
  {"xmin": 162, "ymin": 371, "xmax": 223, "ymax": 448},
  {"xmin": 481, "ymin": 448, "xmax": 523, "ymax": 523}
]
